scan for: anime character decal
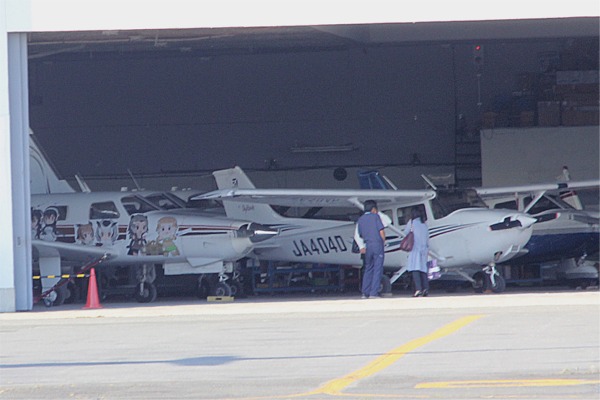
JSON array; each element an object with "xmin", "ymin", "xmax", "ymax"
[
  {"xmin": 127, "ymin": 214, "xmax": 148, "ymax": 255},
  {"xmin": 31, "ymin": 208, "xmax": 43, "ymax": 239},
  {"xmin": 39, "ymin": 207, "xmax": 59, "ymax": 241},
  {"xmin": 31, "ymin": 207, "xmax": 181, "ymax": 256},
  {"xmin": 146, "ymin": 216, "xmax": 180, "ymax": 257},
  {"xmin": 95, "ymin": 220, "xmax": 119, "ymax": 246},
  {"xmin": 76, "ymin": 223, "xmax": 95, "ymax": 245}
]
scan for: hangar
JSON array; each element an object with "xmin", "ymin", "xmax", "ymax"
[{"xmin": 1, "ymin": 1, "xmax": 598, "ymax": 311}]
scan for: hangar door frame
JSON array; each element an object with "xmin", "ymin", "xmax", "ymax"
[{"xmin": 1, "ymin": 0, "xmax": 598, "ymax": 312}]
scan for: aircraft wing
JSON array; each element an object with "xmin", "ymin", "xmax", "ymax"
[
  {"xmin": 476, "ymin": 180, "xmax": 600, "ymax": 196},
  {"xmin": 32, "ymin": 239, "xmax": 188, "ymax": 266},
  {"xmin": 33, "ymin": 239, "xmax": 117, "ymax": 262},
  {"xmin": 194, "ymin": 188, "xmax": 436, "ymax": 209}
]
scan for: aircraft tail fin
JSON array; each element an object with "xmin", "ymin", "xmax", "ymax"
[
  {"xmin": 357, "ymin": 170, "xmax": 397, "ymax": 190},
  {"xmin": 29, "ymin": 132, "xmax": 76, "ymax": 194},
  {"xmin": 212, "ymin": 166, "xmax": 285, "ymax": 224}
]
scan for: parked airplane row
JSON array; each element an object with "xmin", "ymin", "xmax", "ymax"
[
  {"xmin": 29, "ymin": 134, "xmax": 598, "ymax": 305},
  {"xmin": 194, "ymin": 166, "xmax": 538, "ymax": 294}
]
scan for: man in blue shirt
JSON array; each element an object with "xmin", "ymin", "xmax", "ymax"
[{"xmin": 355, "ymin": 200, "xmax": 385, "ymax": 298}]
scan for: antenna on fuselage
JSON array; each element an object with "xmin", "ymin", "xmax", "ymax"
[
  {"xmin": 127, "ymin": 168, "xmax": 143, "ymax": 191},
  {"xmin": 420, "ymin": 174, "xmax": 438, "ymax": 191}
]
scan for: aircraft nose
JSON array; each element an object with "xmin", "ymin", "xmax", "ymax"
[
  {"xmin": 236, "ymin": 223, "xmax": 279, "ymax": 243},
  {"xmin": 518, "ymin": 215, "xmax": 538, "ymax": 229}
]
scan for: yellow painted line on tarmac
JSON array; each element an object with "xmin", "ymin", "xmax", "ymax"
[
  {"xmin": 306, "ymin": 314, "xmax": 485, "ymax": 396},
  {"xmin": 416, "ymin": 378, "xmax": 600, "ymax": 389}
]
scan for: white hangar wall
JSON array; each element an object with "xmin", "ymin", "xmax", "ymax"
[{"xmin": 481, "ymin": 126, "xmax": 599, "ymax": 186}]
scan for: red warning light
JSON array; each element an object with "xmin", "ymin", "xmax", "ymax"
[{"xmin": 473, "ymin": 44, "xmax": 484, "ymax": 67}]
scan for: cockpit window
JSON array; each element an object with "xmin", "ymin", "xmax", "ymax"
[
  {"xmin": 144, "ymin": 193, "xmax": 187, "ymax": 210},
  {"xmin": 431, "ymin": 189, "xmax": 487, "ymax": 219},
  {"xmin": 90, "ymin": 202, "xmax": 120, "ymax": 220},
  {"xmin": 493, "ymin": 200, "xmax": 519, "ymax": 210},
  {"xmin": 121, "ymin": 196, "xmax": 160, "ymax": 215}
]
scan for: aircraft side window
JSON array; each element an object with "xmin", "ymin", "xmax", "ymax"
[
  {"xmin": 430, "ymin": 198, "xmax": 446, "ymax": 220},
  {"xmin": 382, "ymin": 209, "xmax": 393, "ymax": 225},
  {"xmin": 396, "ymin": 208, "xmax": 407, "ymax": 226},
  {"xmin": 493, "ymin": 200, "xmax": 518, "ymax": 210},
  {"xmin": 53, "ymin": 206, "xmax": 67, "ymax": 221},
  {"xmin": 89, "ymin": 201, "xmax": 120, "ymax": 220},
  {"xmin": 399, "ymin": 204, "xmax": 427, "ymax": 224}
]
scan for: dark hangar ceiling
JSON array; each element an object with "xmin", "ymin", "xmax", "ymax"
[{"xmin": 27, "ymin": 17, "xmax": 599, "ymax": 59}]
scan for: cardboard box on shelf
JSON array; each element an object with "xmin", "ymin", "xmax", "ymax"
[
  {"xmin": 482, "ymin": 112, "xmax": 497, "ymax": 129},
  {"xmin": 537, "ymin": 101, "xmax": 561, "ymax": 126},
  {"xmin": 520, "ymin": 111, "xmax": 535, "ymax": 127},
  {"xmin": 561, "ymin": 104, "xmax": 599, "ymax": 126}
]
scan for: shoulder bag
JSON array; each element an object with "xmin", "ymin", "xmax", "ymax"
[{"xmin": 399, "ymin": 220, "xmax": 414, "ymax": 252}]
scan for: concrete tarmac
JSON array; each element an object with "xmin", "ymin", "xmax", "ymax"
[{"xmin": 1, "ymin": 290, "xmax": 599, "ymax": 399}]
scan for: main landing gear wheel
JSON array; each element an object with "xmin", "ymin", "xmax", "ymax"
[
  {"xmin": 135, "ymin": 282, "xmax": 157, "ymax": 303},
  {"xmin": 472, "ymin": 272, "xmax": 486, "ymax": 294},
  {"xmin": 212, "ymin": 282, "xmax": 232, "ymax": 297},
  {"xmin": 228, "ymin": 281, "xmax": 244, "ymax": 298},
  {"xmin": 43, "ymin": 284, "xmax": 68, "ymax": 307}
]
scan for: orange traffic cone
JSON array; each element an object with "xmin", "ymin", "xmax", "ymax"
[{"xmin": 83, "ymin": 267, "xmax": 103, "ymax": 309}]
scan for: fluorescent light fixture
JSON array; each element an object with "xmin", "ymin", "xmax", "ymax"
[{"xmin": 290, "ymin": 144, "xmax": 357, "ymax": 153}]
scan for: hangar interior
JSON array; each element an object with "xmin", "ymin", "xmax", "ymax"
[
  {"xmin": 6, "ymin": 11, "xmax": 599, "ymax": 310},
  {"xmin": 27, "ymin": 18, "xmax": 599, "ymax": 193}
]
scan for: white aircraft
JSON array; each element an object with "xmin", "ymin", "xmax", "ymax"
[
  {"xmin": 476, "ymin": 180, "xmax": 599, "ymax": 286},
  {"xmin": 31, "ymin": 191, "xmax": 278, "ymax": 305},
  {"xmin": 29, "ymin": 136, "xmax": 277, "ymax": 306},
  {"xmin": 193, "ymin": 166, "xmax": 537, "ymax": 294},
  {"xmin": 359, "ymin": 169, "xmax": 599, "ymax": 288}
]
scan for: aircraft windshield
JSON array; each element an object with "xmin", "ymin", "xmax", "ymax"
[
  {"xmin": 431, "ymin": 189, "xmax": 487, "ymax": 219},
  {"xmin": 121, "ymin": 195, "xmax": 161, "ymax": 215},
  {"xmin": 144, "ymin": 193, "xmax": 187, "ymax": 210}
]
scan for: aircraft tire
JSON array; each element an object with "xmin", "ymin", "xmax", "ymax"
[
  {"xmin": 488, "ymin": 274, "xmax": 506, "ymax": 293},
  {"xmin": 135, "ymin": 282, "xmax": 157, "ymax": 303},
  {"xmin": 472, "ymin": 272, "xmax": 486, "ymax": 293},
  {"xmin": 228, "ymin": 281, "xmax": 244, "ymax": 298},
  {"xmin": 43, "ymin": 290, "xmax": 58, "ymax": 307},
  {"xmin": 212, "ymin": 282, "xmax": 232, "ymax": 297}
]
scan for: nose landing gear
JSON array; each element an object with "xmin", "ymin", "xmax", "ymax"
[{"xmin": 472, "ymin": 263, "xmax": 506, "ymax": 293}]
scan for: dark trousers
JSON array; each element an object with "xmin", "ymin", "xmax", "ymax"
[
  {"xmin": 412, "ymin": 270, "xmax": 429, "ymax": 292},
  {"xmin": 362, "ymin": 246, "xmax": 384, "ymax": 297}
]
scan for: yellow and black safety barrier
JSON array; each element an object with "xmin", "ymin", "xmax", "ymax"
[{"xmin": 33, "ymin": 273, "xmax": 89, "ymax": 280}]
